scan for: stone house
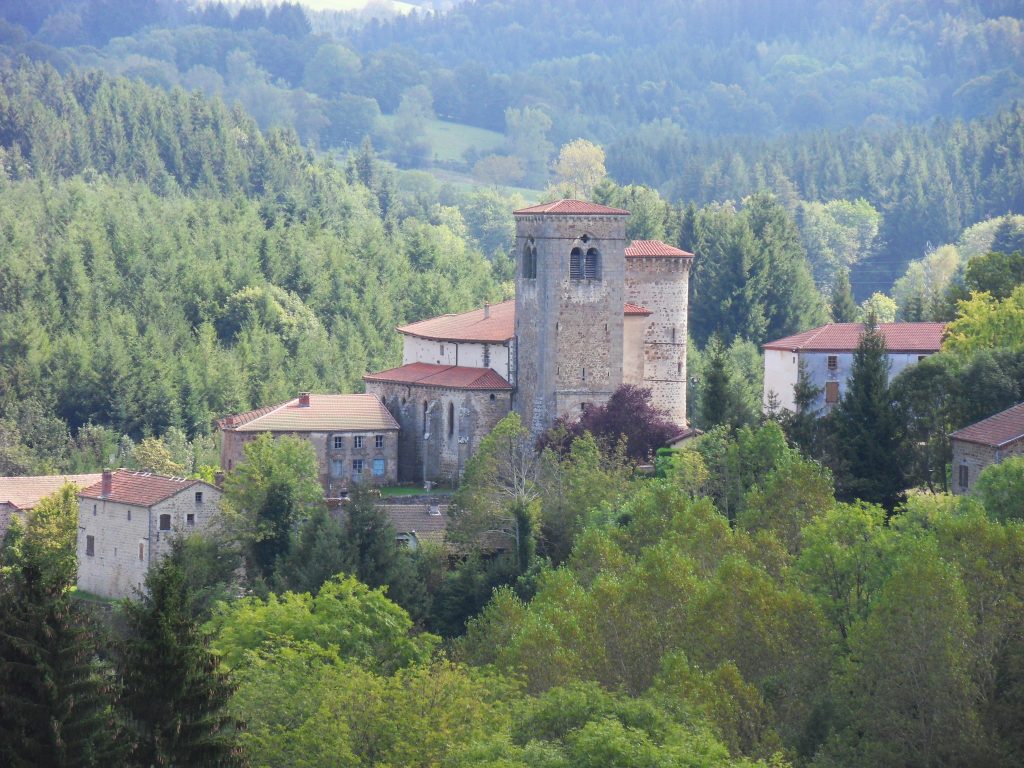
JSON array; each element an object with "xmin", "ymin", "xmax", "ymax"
[
  {"xmin": 762, "ymin": 322, "xmax": 946, "ymax": 414},
  {"xmin": 949, "ymin": 402, "xmax": 1024, "ymax": 495},
  {"xmin": 363, "ymin": 199, "xmax": 696, "ymax": 484},
  {"xmin": 77, "ymin": 469, "xmax": 221, "ymax": 599},
  {"xmin": 0, "ymin": 473, "xmax": 102, "ymax": 540},
  {"xmin": 218, "ymin": 393, "xmax": 400, "ymax": 497}
]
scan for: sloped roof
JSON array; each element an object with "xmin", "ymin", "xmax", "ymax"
[
  {"xmin": 513, "ymin": 199, "xmax": 630, "ymax": 216},
  {"xmin": 220, "ymin": 394, "xmax": 399, "ymax": 433},
  {"xmin": 79, "ymin": 470, "xmax": 208, "ymax": 507},
  {"xmin": 398, "ymin": 300, "xmax": 515, "ymax": 343},
  {"xmin": 762, "ymin": 323, "xmax": 946, "ymax": 353},
  {"xmin": 364, "ymin": 363, "xmax": 513, "ymax": 391},
  {"xmin": 399, "ymin": 301, "xmax": 657, "ymax": 343},
  {"xmin": 950, "ymin": 403, "xmax": 1024, "ymax": 448},
  {"xmin": 0, "ymin": 474, "xmax": 103, "ymax": 511},
  {"xmin": 623, "ymin": 303, "xmax": 653, "ymax": 316},
  {"xmin": 626, "ymin": 240, "xmax": 694, "ymax": 258},
  {"xmin": 385, "ymin": 503, "xmax": 449, "ymax": 546}
]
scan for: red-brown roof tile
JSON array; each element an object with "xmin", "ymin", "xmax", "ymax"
[
  {"xmin": 513, "ymin": 199, "xmax": 630, "ymax": 216},
  {"xmin": 762, "ymin": 323, "xmax": 946, "ymax": 353},
  {"xmin": 0, "ymin": 474, "xmax": 103, "ymax": 510},
  {"xmin": 399, "ymin": 300, "xmax": 658, "ymax": 343},
  {"xmin": 950, "ymin": 403, "xmax": 1024, "ymax": 447},
  {"xmin": 79, "ymin": 470, "xmax": 210, "ymax": 507},
  {"xmin": 626, "ymin": 240, "xmax": 694, "ymax": 258},
  {"xmin": 364, "ymin": 363, "xmax": 513, "ymax": 390},
  {"xmin": 220, "ymin": 394, "xmax": 399, "ymax": 433},
  {"xmin": 216, "ymin": 403, "xmax": 279, "ymax": 430},
  {"xmin": 398, "ymin": 300, "xmax": 515, "ymax": 343},
  {"xmin": 623, "ymin": 303, "xmax": 653, "ymax": 316}
]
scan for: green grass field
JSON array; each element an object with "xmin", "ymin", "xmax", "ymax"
[{"xmin": 421, "ymin": 119, "xmax": 505, "ymax": 164}]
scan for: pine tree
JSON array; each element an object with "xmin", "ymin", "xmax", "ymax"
[
  {"xmin": 120, "ymin": 556, "xmax": 244, "ymax": 767},
  {"xmin": 341, "ymin": 487, "xmax": 398, "ymax": 589},
  {"xmin": 832, "ymin": 318, "xmax": 905, "ymax": 511},
  {"xmin": 831, "ymin": 269, "xmax": 858, "ymax": 322}
]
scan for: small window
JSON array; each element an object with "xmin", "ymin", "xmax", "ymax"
[
  {"xmin": 194, "ymin": 491, "xmax": 203, "ymax": 504},
  {"xmin": 483, "ymin": 345, "xmax": 490, "ymax": 368},
  {"xmin": 86, "ymin": 535, "xmax": 95, "ymax": 556},
  {"xmin": 333, "ymin": 435, "xmax": 344, "ymax": 449},
  {"xmin": 570, "ymin": 247, "xmax": 583, "ymax": 279},
  {"xmin": 489, "ymin": 393, "xmax": 496, "ymax": 401},
  {"xmin": 825, "ymin": 381, "xmax": 840, "ymax": 404},
  {"xmin": 958, "ymin": 465, "xmax": 969, "ymax": 490},
  {"xmin": 918, "ymin": 355, "xmax": 927, "ymax": 362},
  {"xmin": 331, "ymin": 459, "xmax": 343, "ymax": 477},
  {"xmin": 372, "ymin": 458, "xmax": 385, "ymax": 477},
  {"xmin": 439, "ymin": 344, "xmax": 445, "ymax": 356},
  {"xmin": 352, "ymin": 459, "xmax": 364, "ymax": 476},
  {"xmin": 92, "ymin": 504, "xmax": 97, "ymax": 516},
  {"xmin": 523, "ymin": 240, "xmax": 537, "ymax": 279},
  {"xmin": 375, "ymin": 434, "xmax": 384, "ymax": 449},
  {"xmin": 186, "ymin": 513, "xmax": 195, "ymax": 527},
  {"xmin": 138, "ymin": 543, "xmax": 144, "ymax": 561},
  {"xmin": 127, "ymin": 509, "xmax": 131, "ymax": 521},
  {"xmin": 827, "ymin": 355, "xmax": 838, "ymax": 371},
  {"xmin": 582, "ymin": 367, "xmax": 586, "ymax": 382},
  {"xmin": 353, "ymin": 435, "xmax": 363, "ymax": 449},
  {"xmin": 584, "ymin": 248, "xmax": 600, "ymax": 280},
  {"xmin": 671, "ymin": 328, "xmax": 677, "ymax": 344},
  {"xmin": 228, "ymin": 459, "xmax": 233, "ymax": 470},
  {"xmin": 448, "ymin": 402, "xmax": 455, "ymax": 437},
  {"xmin": 159, "ymin": 514, "xmax": 171, "ymax": 531},
  {"xmin": 677, "ymin": 362, "xmax": 683, "ymax": 376}
]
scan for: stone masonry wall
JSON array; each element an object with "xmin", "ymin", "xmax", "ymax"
[
  {"xmin": 77, "ymin": 484, "xmax": 221, "ymax": 599},
  {"xmin": 366, "ymin": 380, "xmax": 512, "ymax": 484},
  {"xmin": 951, "ymin": 437, "xmax": 1024, "ymax": 495},
  {"xmin": 625, "ymin": 256, "xmax": 691, "ymax": 425},
  {"xmin": 515, "ymin": 213, "xmax": 626, "ymax": 436}
]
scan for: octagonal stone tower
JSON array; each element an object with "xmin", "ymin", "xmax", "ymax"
[
  {"xmin": 513, "ymin": 199, "xmax": 630, "ymax": 437},
  {"xmin": 625, "ymin": 240, "xmax": 695, "ymax": 426}
]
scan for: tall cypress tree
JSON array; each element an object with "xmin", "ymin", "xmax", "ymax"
[
  {"xmin": 832, "ymin": 319, "xmax": 906, "ymax": 511},
  {"xmin": 120, "ymin": 555, "xmax": 244, "ymax": 767},
  {"xmin": 831, "ymin": 269, "xmax": 858, "ymax": 322}
]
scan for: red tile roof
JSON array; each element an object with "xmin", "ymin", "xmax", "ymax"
[
  {"xmin": 0, "ymin": 474, "xmax": 103, "ymax": 510},
  {"xmin": 623, "ymin": 303, "xmax": 652, "ymax": 316},
  {"xmin": 513, "ymin": 199, "xmax": 630, "ymax": 216},
  {"xmin": 220, "ymin": 394, "xmax": 399, "ymax": 433},
  {"xmin": 626, "ymin": 240, "xmax": 694, "ymax": 258},
  {"xmin": 364, "ymin": 362, "xmax": 513, "ymax": 390},
  {"xmin": 79, "ymin": 470, "xmax": 209, "ymax": 507},
  {"xmin": 399, "ymin": 300, "xmax": 657, "ymax": 343},
  {"xmin": 950, "ymin": 403, "xmax": 1024, "ymax": 448},
  {"xmin": 398, "ymin": 300, "xmax": 515, "ymax": 343},
  {"xmin": 762, "ymin": 322, "xmax": 946, "ymax": 353}
]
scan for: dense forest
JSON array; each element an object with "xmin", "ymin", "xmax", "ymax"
[{"xmin": 2, "ymin": 0, "xmax": 1023, "ymax": 290}]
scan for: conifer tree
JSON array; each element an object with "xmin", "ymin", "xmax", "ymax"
[
  {"xmin": 831, "ymin": 269, "xmax": 858, "ymax": 322},
  {"xmin": 340, "ymin": 487, "xmax": 399, "ymax": 589},
  {"xmin": 832, "ymin": 318, "xmax": 905, "ymax": 511},
  {"xmin": 120, "ymin": 555, "xmax": 244, "ymax": 767}
]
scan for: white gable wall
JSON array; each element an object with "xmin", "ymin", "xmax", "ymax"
[{"xmin": 401, "ymin": 335, "xmax": 510, "ymax": 380}]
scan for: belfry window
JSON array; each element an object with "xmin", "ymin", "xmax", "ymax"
[
  {"xmin": 570, "ymin": 247, "xmax": 583, "ymax": 279},
  {"xmin": 523, "ymin": 239, "xmax": 537, "ymax": 279},
  {"xmin": 584, "ymin": 248, "xmax": 600, "ymax": 280}
]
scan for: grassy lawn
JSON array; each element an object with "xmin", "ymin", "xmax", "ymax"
[
  {"xmin": 421, "ymin": 118, "xmax": 505, "ymax": 164},
  {"xmin": 379, "ymin": 485, "xmax": 453, "ymax": 497},
  {"xmin": 72, "ymin": 588, "xmax": 117, "ymax": 604}
]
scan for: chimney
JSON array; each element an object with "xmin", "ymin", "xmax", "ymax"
[
  {"xmin": 214, "ymin": 471, "xmax": 225, "ymax": 487},
  {"xmin": 299, "ymin": 392, "xmax": 311, "ymax": 407},
  {"xmin": 101, "ymin": 469, "xmax": 113, "ymax": 498},
  {"xmin": 483, "ymin": 302, "xmax": 490, "ymax": 319}
]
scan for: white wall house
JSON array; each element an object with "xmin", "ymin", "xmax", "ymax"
[
  {"xmin": 398, "ymin": 300, "xmax": 515, "ymax": 382},
  {"xmin": 77, "ymin": 469, "xmax": 221, "ymax": 599},
  {"xmin": 762, "ymin": 322, "xmax": 946, "ymax": 414}
]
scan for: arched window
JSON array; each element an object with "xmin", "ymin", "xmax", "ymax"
[
  {"xmin": 423, "ymin": 401, "xmax": 429, "ymax": 437},
  {"xmin": 448, "ymin": 402, "xmax": 455, "ymax": 437},
  {"xmin": 523, "ymin": 239, "xmax": 537, "ymax": 279},
  {"xmin": 584, "ymin": 248, "xmax": 600, "ymax": 280},
  {"xmin": 570, "ymin": 247, "xmax": 583, "ymax": 279}
]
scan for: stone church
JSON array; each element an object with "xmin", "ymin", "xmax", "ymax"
[{"xmin": 363, "ymin": 199, "xmax": 695, "ymax": 483}]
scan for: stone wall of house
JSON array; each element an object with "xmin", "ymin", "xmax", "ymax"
[
  {"xmin": 221, "ymin": 428, "xmax": 398, "ymax": 496},
  {"xmin": 402, "ymin": 336, "xmax": 511, "ymax": 380},
  {"xmin": 625, "ymin": 256, "xmax": 691, "ymax": 425},
  {"xmin": 951, "ymin": 437, "xmax": 1024, "ymax": 495},
  {"xmin": 366, "ymin": 380, "xmax": 512, "ymax": 483},
  {"xmin": 77, "ymin": 484, "xmax": 221, "ymax": 599},
  {"xmin": 622, "ymin": 315, "xmax": 646, "ymax": 385},
  {"xmin": 515, "ymin": 213, "xmax": 626, "ymax": 435},
  {"xmin": 0, "ymin": 502, "xmax": 15, "ymax": 541}
]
